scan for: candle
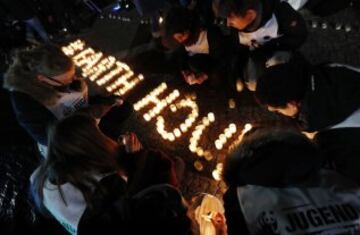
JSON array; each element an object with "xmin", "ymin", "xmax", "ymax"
[
  {"xmin": 208, "ymin": 112, "xmax": 215, "ymax": 122},
  {"xmin": 212, "ymin": 163, "xmax": 223, "ymax": 181},
  {"xmin": 194, "ymin": 160, "xmax": 204, "ymax": 172}
]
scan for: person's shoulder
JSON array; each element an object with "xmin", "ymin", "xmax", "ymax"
[
  {"xmin": 274, "ymin": 0, "xmax": 302, "ymax": 20},
  {"xmin": 10, "ymin": 91, "xmax": 46, "ymax": 112}
]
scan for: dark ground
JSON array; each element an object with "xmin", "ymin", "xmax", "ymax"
[{"xmin": 1, "ymin": 4, "xmax": 360, "ymax": 234}]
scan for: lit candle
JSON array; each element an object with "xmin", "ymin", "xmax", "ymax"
[
  {"xmin": 208, "ymin": 112, "xmax": 215, "ymax": 122},
  {"xmin": 212, "ymin": 163, "xmax": 223, "ymax": 181},
  {"xmin": 194, "ymin": 160, "xmax": 204, "ymax": 172},
  {"xmin": 229, "ymin": 123, "xmax": 237, "ymax": 133}
]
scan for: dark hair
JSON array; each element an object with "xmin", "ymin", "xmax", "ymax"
[
  {"xmin": 162, "ymin": 7, "xmax": 201, "ymax": 42},
  {"xmin": 4, "ymin": 44, "xmax": 75, "ymax": 105},
  {"xmin": 255, "ymin": 55, "xmax": 310, "ymax": 108},
  {"xmin": 32, "ymin": 114, "xmax": 120, "ymax": 212},
  {"xmin": 123, "ymin": 184, "xmax": 194, "ymax": 235},
  {"xmin": 223, "ymin": 128, "xmax": 323, "ymax": 187},
  {"xmin": 217, "ymin": 0, "xmax": 261, "ymax": 17},
  {"xmin": 119, "ymin": 149, "xmax": 178, "ymax": 196}
]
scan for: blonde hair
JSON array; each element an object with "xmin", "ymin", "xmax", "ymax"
[{"xmin": 3, "ymin": 44, "xmax": 74, "ymax": 105}]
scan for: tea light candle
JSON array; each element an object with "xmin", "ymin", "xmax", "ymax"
[
  {"xmin": 214, "ymin": 123, "xmax": 237, "ymax": 150},
  {"xmin": 156, "ymin": 98, "xmax": 199, "ymax": 141}
]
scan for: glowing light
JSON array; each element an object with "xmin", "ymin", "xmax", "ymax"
[
  {"xmin": 156, "ymin": 98, "xmax": 199, "ymax": 141},
  {"xmin": 63, "ymin": 40, "xmax": 144, "ymax": 96},
  {"xmin": 133, "ymin": 83, "xmax": 179, "ymax": 121},
  {"xmin": 194, "ymin": 160, "xmax": 204, "ymax": 172},
  {"xmin": 214, "ymin": 123, "xmax": 237, "ymax": 150},
  {"xmin": 212, "ymin": 163, "xmax": 223, "ymax": 181},
  {"xmin": 208, "ymin": 112, "xmax": 215, "ymax": 122},
  {"xmin": 228, "ymin": 123, "xmax": 253, "ymax": 153}
]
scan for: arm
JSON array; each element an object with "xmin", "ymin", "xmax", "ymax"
[
  {"xmin": 10, "ymin": 91, "xmax": 56, "ymax": 145},
  {"xmin": 223, "ymin": 187, "xmax": 250, "ymax": 235}
]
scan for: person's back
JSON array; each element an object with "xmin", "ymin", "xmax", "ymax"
[
  {"xmin": 217, "ymin": 0, "xmax": 307, "ymax": 52},
  {"xmin": 3, "ymin": 44, "xmax": 129, "ymax": 153},
  {"xmin": 254, "ymin": 55, "xmax": 360, "ymax": 131},
  {"xmin": 162, "ymin": 6, "xmax": 232, "ymax": 87},
  {"xmin": 223, "ymin": 128, "xmax": 360, "ymax": 235},
  {"xmin": 30, "ymin": 114, "xmax": 127, "ymax": 235},
  {"xmin": 3, "ymin": 44, "xmax": 88, "ymax": 146},
  {"xmin": 78, "ymin": 183, "xmax": 194, "ymax": 235}
]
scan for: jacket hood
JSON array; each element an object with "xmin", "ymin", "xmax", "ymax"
[
  {"xmin": 224, "ymin": 128, "xmax": 324, "ymax": 187},
  {"xmin": 299, "ymin": 64, "xmax": 360, "ymax": 131}
]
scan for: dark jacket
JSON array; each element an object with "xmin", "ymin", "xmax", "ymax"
[
  {"xmin": 180, "ymin": 26, "xmax": 233, "ymax": 87},
  {"xmin": 78, "ymin": 184, "xmax": 191, "ymax": 235},
  {"xmin": 77, "ymin": 174, "xmax": 127, "ymax": 235},
  {"xmin": 298, "ymin": 64, "xmax": 360, "ymax": 131},
  {"xmin": 315, "ymin": 127, "xmax": 360, "ymax": 184},
  {"xmin": 10, "ymin": 90, "xmax": 134, "ymax": 145},
  {"xmin": 10, "ymin": 91, "xmax": 56, "ymax": 145},
  {"xmin": 231, "ymin": 0, "xmax": 307, "ymax": 53},
  {"xmin": 222, "ymin": 133, "xmax": 360, "ymax": 235}
]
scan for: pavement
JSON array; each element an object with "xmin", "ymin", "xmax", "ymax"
[{"xmin": 1, "ymin": 4, "xmax": 360, "ymax": 234}]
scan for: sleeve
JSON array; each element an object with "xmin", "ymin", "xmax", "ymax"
[
  {"xmin": 223, "ymin": 186, "xmax": 250, "ymax": 235},
  {"xmin": 260, "ymin": 2, "xmax": 307, "ymax": 52},
  {"xmin": 10, "ymin": 92, "xmax": 56, "ymax": 145}
]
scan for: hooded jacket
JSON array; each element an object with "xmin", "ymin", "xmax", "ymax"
[
  {"xmin": 223, "ymin": 130, "xmax": 360, "ymax": 235},
  {"xmin": 298, "ymin": 64, "xmax": 360, "ymax": 132}
]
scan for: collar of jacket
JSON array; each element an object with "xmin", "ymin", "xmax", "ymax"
[{"xmin": 243, "ymin": 0, "xmax": 277, "ymax": 33}]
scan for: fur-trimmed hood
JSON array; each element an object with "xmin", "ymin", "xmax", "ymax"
[{"xmin": 3, "ymin": 61, "xmax": 61, "ymax": 106}]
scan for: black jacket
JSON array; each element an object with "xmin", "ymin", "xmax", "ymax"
[
  {"xmin": 315, "ymin": 127, "xmax": 360, "ymax": 184},
  {"xmin": 10, "ymin": 91, "xmax": 133, "ymax": 145},
  {"xmin": 231, "ymin": 0, "xmax": 307, "ymax": 53},
  {"xmin": 222, "ymin": 130, "xmax": 360, "ymax": 235},
  {"xmin": 10, "ymin": 91, "xmax": 56, "ymax": 145},
  {"xmin": 298, "ymin": 64, "xmax": 360, "ymax": 131},
  {"xmin": 179, "ymin": 26, "xmax": 233, "ymax": 87}
]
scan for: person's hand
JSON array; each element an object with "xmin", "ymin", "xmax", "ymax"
[
  {"xmin": 211, "ymin": 212, "xmax": 227, "ymax": 235},
  {"xmin": 119, "ymin": 132, "xmax": 143, "ymax": 153},
  {"xmin": 181, "ymin": 70, "xmax": 208, "ymax": 85},
  {"xmin": 181, "ymin": 70, "xmax": 197, "ymax": 85},
  {"xmin": 194, "ymin": 73, "xmax": 208, "ymax": 85}
]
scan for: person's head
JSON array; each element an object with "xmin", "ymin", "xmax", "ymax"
[
  {"xmin": 33, "ymin": 114, "xmax": 120, "ymax": 208},
  {"xmin": 217, "ymin": 0, "xmax": 261, "ymax": 30},
  {"xmin": 255, "ymin": 56, "xmax": 310, "ymax": 118},
  {"xmin": 223, "ymin": 128, "xmax": 323, "ymax": 187},
  {"xmin": 4, "ymin": 44, "xmax": 80, "ymax": 105},
  {"xmin": 119, "ymin": 149, "xmax": 179, "ymax": 195},
  {"xmin": 162, "ymin": 7, "xmax": 201, "ymax": 46},
  {"xmin": 121, "ymin": 184, "xmax": 194, "ymax": 235}
]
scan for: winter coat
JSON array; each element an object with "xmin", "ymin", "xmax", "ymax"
[
  {"xmin": 223, "ymin": 134, "xmax": 360, "ymax": 235},
  {"xmin": 297, "ymin": 64, "xmax": 360, "ymax": 132}
]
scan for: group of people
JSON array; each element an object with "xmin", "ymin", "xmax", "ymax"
[{"xmin": 2, "ymin": 0, "xmax": 360, "ymax": 235}]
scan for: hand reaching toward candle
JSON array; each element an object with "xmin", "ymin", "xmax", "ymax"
[
  {"xmin": 119, "ymin": 132, "xmax": 143, "ymax": 153},
  {"xmin": 181, "ymin": 70, "xmax": 208, "ymax": 85}
]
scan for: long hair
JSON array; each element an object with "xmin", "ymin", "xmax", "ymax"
[
  {"xmin": 3, "ymin": 44, "xmax": 74, "ymax": 105},
  {"xmin": 32, "ymin": 114, "xmax": 120, "ymax": 212},
  {"xmin": 118, "ymin": 149, "xmax": 178, "ymax": 196}
]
